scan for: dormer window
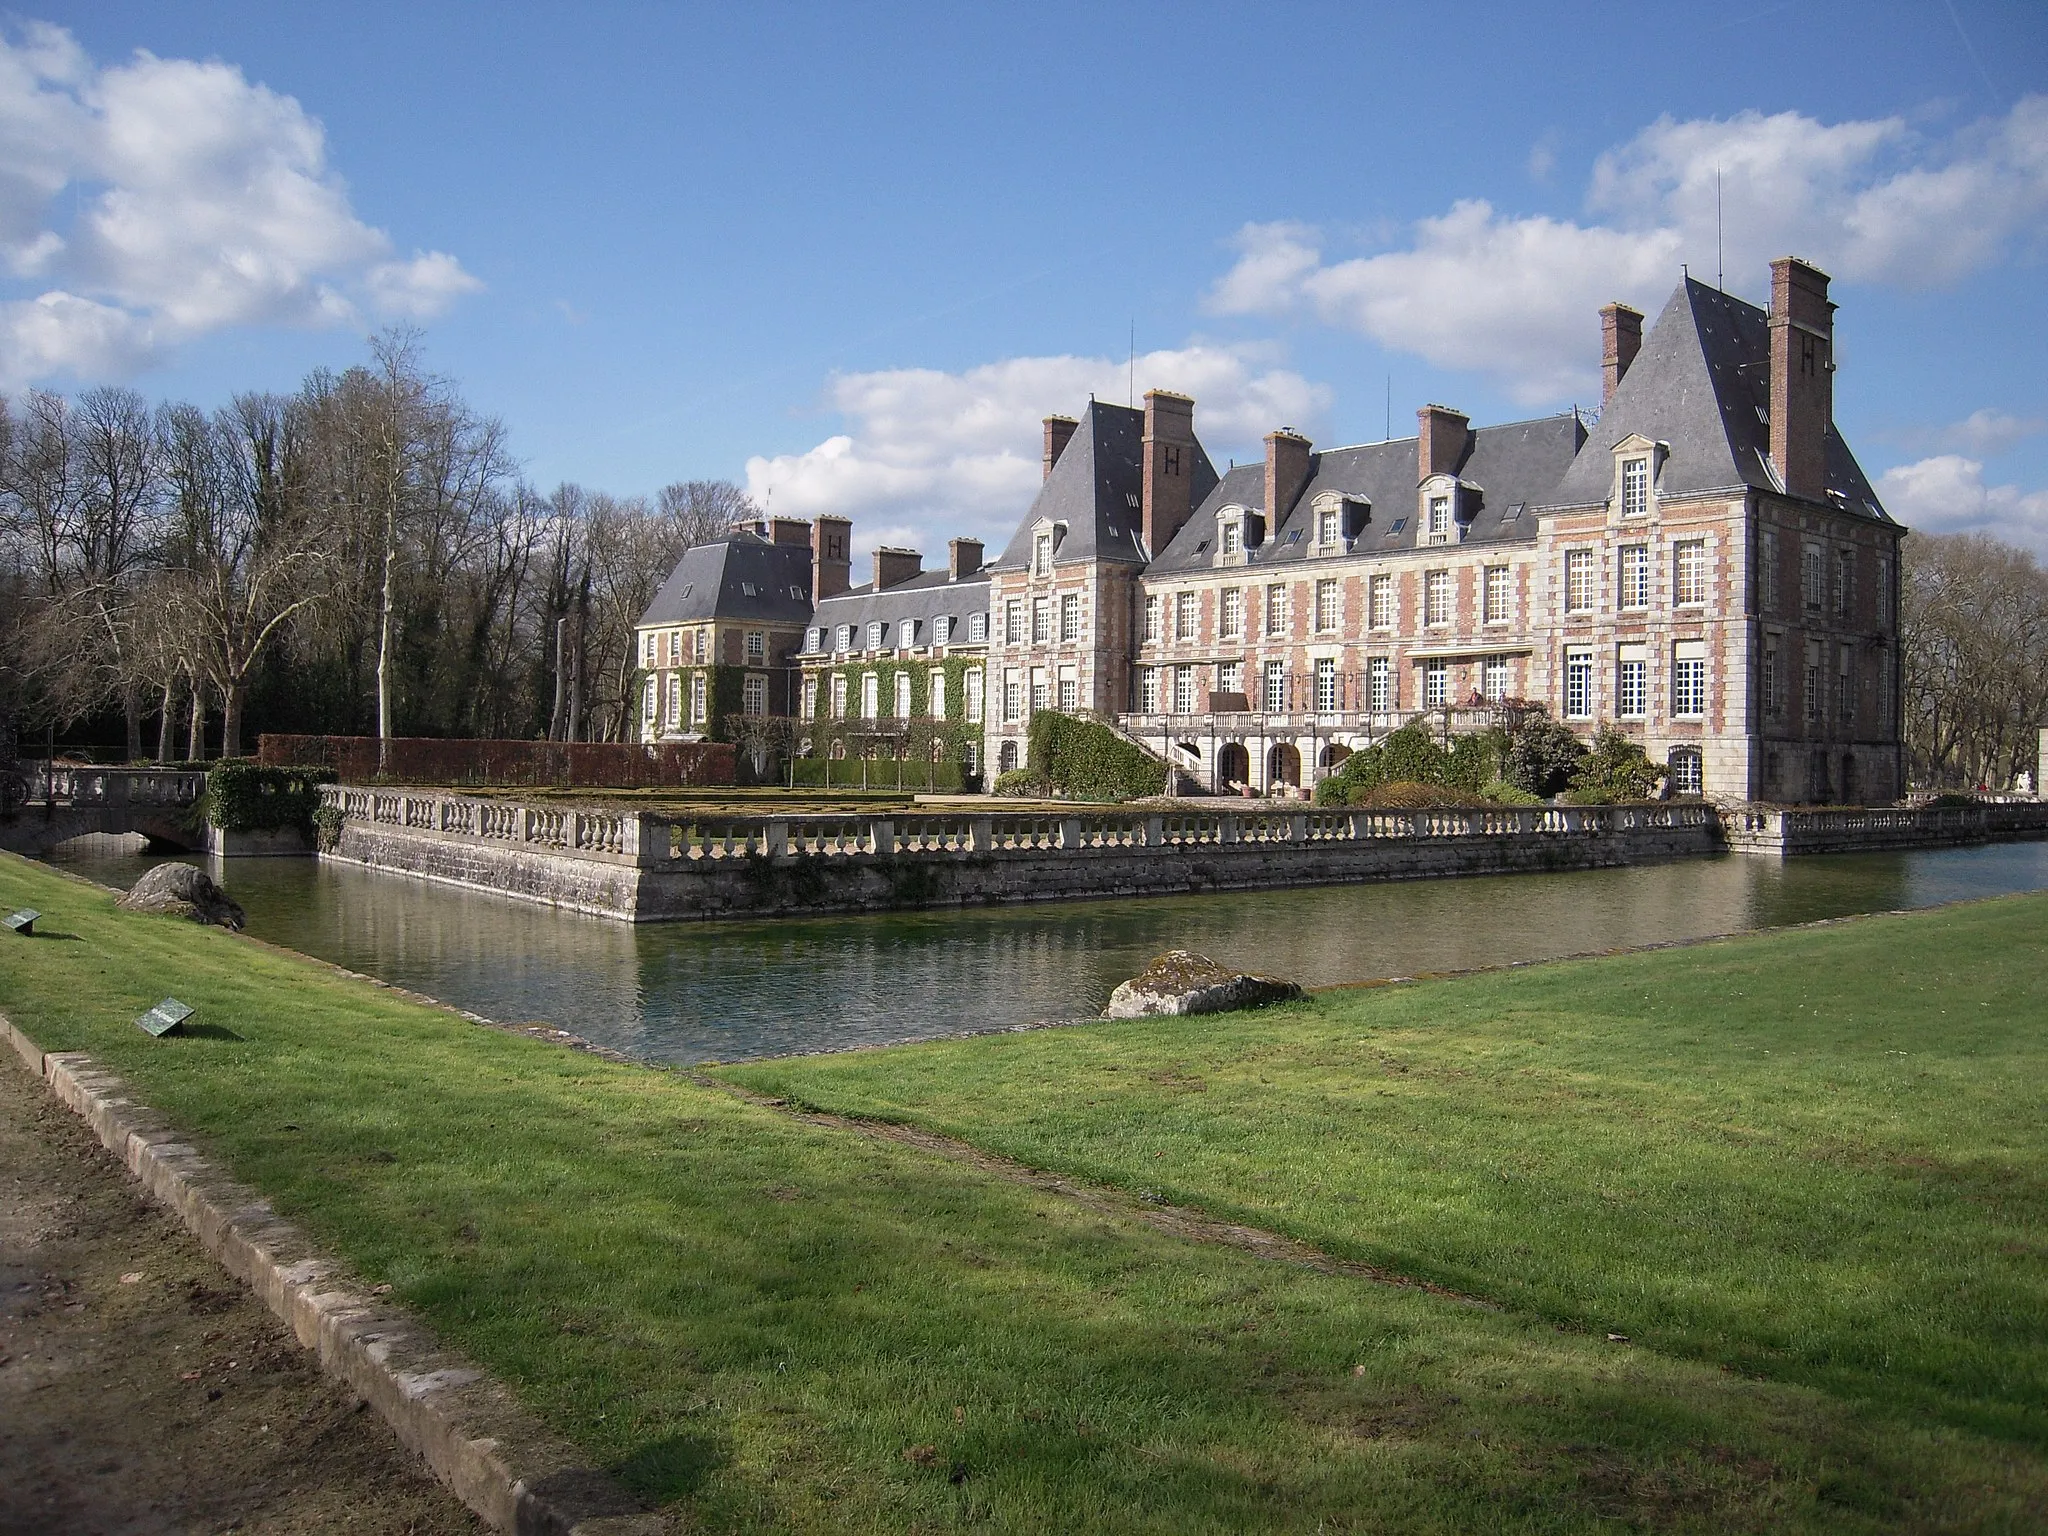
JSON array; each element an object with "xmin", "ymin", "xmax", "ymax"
[
  {"xmin": 898, "ymin": 618, "xmax": 918, "ymax": 649},
  {"xmin": 1622, "ymin": 457, "xmax": 1649, "ymax": 517},
  {"xmin": 1222, "ymin": 522, "xmax": 1240, "ymax": 556},
  {"xmin": 1032, "ymin": 532, "xmax": 1052, "ymax": 577},
  {"xmin": 933, "ymin": 615, "xmax": 952, "ymax": 645},
  {"xmin": 1318, "ymin": 507, "xmax": 1340, "ymax": 546},
  {"xmin": 835, "ymin": 624, "xmax": 853, "ymax": 652},
  {"xmin": 867, "ymin": 620, "xmax": 886, "ymax": 650},
  {"xmin": 1214, "ymin": 506, "xmax": 1252, "ymax": 567},
  {"xmin": 1426, "ymin": 496, "xmax": 1451, "ymax": 544}
]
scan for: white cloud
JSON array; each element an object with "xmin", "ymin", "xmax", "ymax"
[
  {"xmin": 0, "ymin": 20, "xmax": 479, "ymax": 388},
  {"xmin": 745, "ymin": 345, "xmax": 1330, "ymax": 561},
  {"xmin": 1878, "ymin": 455, "xmax": 2048, "ymax": 556},
  {"xmin": 1209, "ymin": 97, "xmax": 2048, "ymax": 405},
  {"xmin": 1939, "ymin": 408, "xmax": 2046, "ymax": 456}
]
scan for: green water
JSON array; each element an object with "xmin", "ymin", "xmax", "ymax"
[{"xmin": 47, "ymin": 841, "xmax": 2048, "ymax": 1064}]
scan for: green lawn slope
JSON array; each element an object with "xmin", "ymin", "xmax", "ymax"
[{"xmin": 3, "ymin": 851, "xmax": 2044, "ymax": 1531}]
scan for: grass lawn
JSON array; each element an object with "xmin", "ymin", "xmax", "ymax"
[
  {"xmin": 1, "ymin": 851, "xmax": 2044, "ymax": 1531},
  {"xmin": 725, "ymin": 894, "xmax": 2048, "ymax": 1451}
]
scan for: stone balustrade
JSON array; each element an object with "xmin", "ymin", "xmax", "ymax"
[
  {"xmin": 324, "ymin": 786, "xmax": 654, "ymax": 865},
  {"xmin": 26, "ymin": 765, "xmax": 208, "ymax": 807},
  {"xmin": 1722, "ymin": 800, "xmax": 2048, "ymax": 854}
]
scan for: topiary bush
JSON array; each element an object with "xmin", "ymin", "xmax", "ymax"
[
  {"xmin": 1025, "ymin": 712, "xmax": 1167, "ymax": 801},
  {"xmin": 991, "ymin": 768, "xmax": 1045, "ymax": 797}
]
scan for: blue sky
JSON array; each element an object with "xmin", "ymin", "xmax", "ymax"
[{"xmin": 5, "ymin": 1, "xmax": 2046, "ymax": 558}]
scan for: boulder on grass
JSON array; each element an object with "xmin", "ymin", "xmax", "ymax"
[
  {"xmin": 116, "ymin": 862, "xmax": 246, "ymax": 931},
  {"xmin": 1103, "ymin": 949, "xmax": 1302, "ymax": 1019}
]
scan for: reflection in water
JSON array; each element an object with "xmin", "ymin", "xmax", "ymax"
[{"xmin": 48, "ymin": 841, "xmax": 2048, "ymax": 1065}]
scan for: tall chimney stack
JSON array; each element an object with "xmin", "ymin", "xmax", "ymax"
[
  {"xmin": 1264, "ymin": 429, "xmax": 1313, "ymax": 524},
  {"xmin": 811, "ymin": 515, "xmax": 851, "ymax": 601},
  {"xmin": 1769, "ymin": 257, "xmax": 1834, "ymax": 502},
  {"xmin": 1141, "ymin": 390, "xmax": 1199, "ymax": 555},
  {"xmin": 1417, "ymin": 405, "xmax": 1470, "ymax": 483},
  {"xmin": 1600, "ymin": 303, "xmax": 1644, "ymax": 410},
  {"xmin": 768, "ymin": 516, "xmax": 810, "ymax": 547},
  {"xmin": 948, "ymin": 537, "xmax": 984, "ymax": 580},
  {"xmin": 872, "ymin": 546, "xmax": 922, "ymax": 592},
  {"xmin": 1042, "ymin": 415, "xmax": 1078, "ymax": 481}
]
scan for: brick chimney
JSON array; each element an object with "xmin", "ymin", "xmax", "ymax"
[
  {"xmin": 872, "ymin": 546, "xmax": 922, "ymax": 591},
  {"xmin": 811, "ymin": 515, "xmax": 851, "ymax": 600},
  {"xmin": 1600, "ymin": 303, "xmax": 1644, "ymax": 410},
  {"xmin": 1417, "ymin": 405, "xmax": 1470, "ymax": 483},
  {"xmin": 1769, "ymin": 256, "xmax": 1834, "ymax": 502},
  {"xmin": 1264, "ymin": 429, "xmax": 1313, "ymax": 523},
  {"xmin": 1042, "ymin": 415, "xmax": 1078, "ymax": 481},
  {"xmin": 948, "ymin": 537, "xmax": 984, "ymax": 580},
  {"xmin": 768, "ymin": 516, "xmax": 810, "ymax": 547},
  {"xmin": 1141, "ymin": 390, "xmax": 1198, "ymax": 555}
]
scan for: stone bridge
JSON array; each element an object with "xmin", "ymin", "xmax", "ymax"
[{"xmin": 0, "ymin": 766, "xmax": 208, "ymax": 857}]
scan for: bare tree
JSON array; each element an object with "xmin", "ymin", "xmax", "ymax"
[{"xmin": 1901, "ymin": 532, "xmax": 2048, "ymax": 790}]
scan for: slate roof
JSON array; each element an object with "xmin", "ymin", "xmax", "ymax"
[
  {"xmin": 804, "ymin": 568, "xmax": 992, "ymax": 650},
  {"xmin": 637, "ymin": 532, "xmax": 814, "ymax": 628},
  {"xmin": 1148, "ymin": 413, "xmax": 1586, "ymax": 576},
  {"xmin": 988, "ymin": 400, "xmax": 1220, "ymax": 570},
  {"xmin": 1548, "ymin": 277, "xmax": 1891, "ymax": 520}
]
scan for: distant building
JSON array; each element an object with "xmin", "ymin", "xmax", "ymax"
[{"xmin": 640, "ymin": 258, "xmax": 1904, "ymax": 803}]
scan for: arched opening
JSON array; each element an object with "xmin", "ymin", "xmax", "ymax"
[
  {"xmin": 1267, "ymin": 743, "xmax": 1301, "ymax": 790},
  {"xmin": 1319, "ymin": 743, "xmax": 1352, "ymax": 770},
  {"xmin": 1668, "ymin": 747, "xmax": 1704, "ymax": 797},
  {"xmin": 1217, "ymin": 742, "xmax": 1250, "ymax": 791},
  {"xmin": 998, "ymin": 740, "xmax": 1019, "ymax": 773}
]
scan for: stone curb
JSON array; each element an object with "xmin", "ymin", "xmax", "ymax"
[{"xmin": 0, "ymin": 1011, "xmax": 661, "ymax": 1536}]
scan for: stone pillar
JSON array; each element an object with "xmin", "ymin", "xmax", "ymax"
[
  {"xmin": 1289, "ymin": 813, "xmax": 1309, "ymax": 842},
  {"xmin": 971, "ymin": 817, "xmax": 992, "ymax": 854},
  {"xmin": 1218, "ymin": 813, "xmax": 1239, "ymax": 845},
  {"xmin": 1059, "ymin": 817, "xmax": 1083, "ymax": 849},
  {"xmin": 766, "ymin": 819, "xmax": 789, "ymax": 860},
  {"xmin": 872, "ymin": 819, "xmax": 894, "ymax": 856},
  {"xmin": 1144, "ymin": 814, "xmax": 1165, "ymax": 847}
]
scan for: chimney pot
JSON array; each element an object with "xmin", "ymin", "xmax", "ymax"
[
  {"xmin": 1600, "ymin": 303, "xmax": 1644, "ymax": 410},
  {"xmin": 1417, "ymin": 405, "xmax": 1470, "ymax": 483},
  {"xmin": 1042, "ymin": 416, "xmax": 1078, "ymax": 481},
  {"xmin": 768, "ymin": 515, "xmax": 810, "ymax": 548},
  {"xmin": 872, "ymin": 546, "xmax": 922, "ymax": 592}
]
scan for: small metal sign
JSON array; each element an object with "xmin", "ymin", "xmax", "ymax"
[
  {"xmin": 135, "ymin": 998, "xmax": 194, "ymax": 1038},
  {"xmin": 3, "ymin": 909, "xmax": 37, "ymax": 935}
]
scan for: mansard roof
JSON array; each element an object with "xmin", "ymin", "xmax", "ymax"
[
  {"xmin": 808, "ymin": 567, "xmax": 991, "ymax": 642},
  {"xmin": 1148, "ymin": 412, "xmax": 1586, "ymax": 575},
  {"xmin": 637, "ymin": 531, "xmax": 814, "ymax": 629},
  {"xmin": 988, "ymin": 399, "xmax": 1219, "ymax": 570},
  {"xmin": 1547, "ymin": 277, "xmax": 1891, "ymax": 520}
]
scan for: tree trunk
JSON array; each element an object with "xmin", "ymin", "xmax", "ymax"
[
  {"xmin": 156, "ymin": 680, "xmax": 176, "ymax": 763},
  {"xmin": 221, "ymin": 680, "xmax": 244, "ymax": 760},
  {"xmin": 376, "ymin": 500, "xmax": 397, "ymax": 768},
  {"xmin": 123, "ymin": 686, "xmax": 143, "ymax": 763},
  {"xmin": 550, "ymin": 617, "xmax": 569, "ymax": 741},
  {"xmin": 186, "ymin": 672, "xmax": 206, "ymax": 761}
]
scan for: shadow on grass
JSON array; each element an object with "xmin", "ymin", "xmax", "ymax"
[{"xmin": 610, "ymin": 1432, "xmax": 727, "ymax": 1502}]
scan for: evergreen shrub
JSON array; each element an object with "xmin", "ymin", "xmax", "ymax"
[
  {"xmin": 1025, "ymin": 713, "xmax": 1166, "ymax": 801},
  {"xmin": 205, "ymin": 760, "xmax": 337, "ymax": 834}
]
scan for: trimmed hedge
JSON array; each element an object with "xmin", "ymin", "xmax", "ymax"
[
  {"xmin": 205, "ymin": 760, "xmax": 337, "ymax": 834},
  {"xmin": 1025, "ymin": 713, "xmax": 1166, "ymax": 802}
]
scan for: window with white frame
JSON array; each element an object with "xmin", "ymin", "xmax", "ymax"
[
  {"xmin": 1482, "ymin": 657, "xmax": 1509, "ymax": 701},
  {"xmin": 1617, "ymin": 643, "xmax": 1647, "ymax": 719},
  {"xmin": 860, "ymin": 672, "xmax": 879, "ymax": 718},
  {"xmin": 835, "ymin": 624, "xmax": 853, "ymax": 652},
  {"xmin": 898, "ymin": 619, "xmax": 917, "ymax": 649},
  {"xmin": 1059, "ymin": 592, "xmax": 1080, "ymax": 642},
  {"xmin": 1221, "ymin": 520, "xmax": 1241, "ymax": 556},
  {"xmin": 1762, "ymin": 640, "xmax": 1781, "ymax": 717},
  {"xmin": 1314, "ymin": 657, "xmax": 1339, "ymax": 712},
  {"xmin": 643, "ymin": 675, "xmax": 658, "ymax": 723},
  {"xmin": 929, "ymin": 669, "xmax": 947, "ymax": 719},
  {"xmin": 1004, "ymin": 599, "xmax": 1023, "ymax": 643},
  {"xmin": 1057, "ymin": 667, "xmax": 1078, "ymax": 711},
  {"xmin": 1760, "ymin": 530, "xmax": 1780, "ymax": 615},
  {"xmin": 801, "ymin": 676, "xmax": 818, "ymax": 718},
  {"xmin": 1174, "ymin": 590, "xmax": 1197, "ymax": 641},
  {"xmin": 830, "ymin": 674, "xmax": 847, "ymax": 717},
  {"xmin": 964, "ymin": 668, "xmax": 983, "ymax": 723},
  {"xmin": 1262, "ymin": 660, "xmax": 1286, "ymax": 714},
  {"xmin": 1219, "ymin": 659, "xmax": 1242, "ymax": 696},
  {"xmin": 1668, "ymin": 747, "xmax": 1703, "ymax": 796},
  {"xmin": 641, "ymin": 632, "xmax": 655, "ymax": 666},
  {"xmin": 1138, "ymin": 667, "xmax": 1160, "ymax": 712},
  {"xmin": 743, "ymin": 674, "xmax": 767, "ymax": 716},
  {"xmin": 804, "ymin": 627, "xmax": 822, "ymax": 653},
  {"xmin": 1172, "ymin": 665, "xmax": 1196, "ymax": 713},
  {"xmin": 1220, "ymin": 588, "xmax": 1242, "ymax": 638},
  {"xmin": 1671, "ymin": 640, "xmax": 1706, "ymax": 718},
  {"xmin": 1674, "ymin": 540, "xmax": 1708, "ymax": 606},
  {"xmin": 1369, "ymin": 573, "xmax": 1393, "ymax": 629},
  {"xmin": 867, "ymin": 620, "xmax": 886, "ymax": 650},
  {"xmin": 1564, "ymin": 549, "xmax": 1595, "ymax": 613},
  {"xmin": 1564, "ymin": 648, "xmax": 1594, "ymax": 718},
  {"xmin": 1423, "ymin": 659, "xmax": 1449, "ymax": 708},
  {"xmin": 1483, "ymin": 565, "xmax": 1509, "ymax": 623},
  {"xmin": 1424, "ymin": 569, "xmax": 1451, "ymax": 626},
  {"xmin": 1426, "ymin": 494, "xmax": 1451, "ymax": 543},
  {"xmin": 933, "ymin": 615, "xmax": 952, "ymax": 645},
  {"xmin": 1002, "ymin": 670, "xmax": 1021, "ymax": 722},
  {"xmin": 1835, "ymin": 548, "xmax": 1854, "ymax": 619},
  {"xmin": 1027, "ymin": 597, "xmax": 1047, "ymax": 644},
  {"xmin": 1265, "ymin": 583, "xmax": 1286, "ymax": 636},
  {"xmin": 1030, "ymin": 668, "xmax": 1048, "ymax": 711},
  {"xmin": 1369, "ymin": 656, "xmax": 1393, "ymax": 712},
  {"xmin": 968, "ymin": 612, "xmax": 986, "ymax": 643},
  {"xmin": 1838, "ymin": 644, "xmax": 1855, "ymax": 725},
  {"xmin": 690, "ymin": 672, "xmax": 707, "ymax": 724},
  {"xmin": 1032, "ymin": 532, "xmax": 1052, "ymax": 577},
  {"xmin": 1619, "ymin": 545, "xmax": 1649, "ymax": 610},
  {"xmin": 1802, "ymin": 543, "xmax": 1824, "ymax": 611},
  {"xmin": 1314, "ymin": 578, "xmax": 1339, "ymax": 632},
  {"xmin": 1143, "ymin": 594, "xmax": 1161, "ymax": 643},
  {"xmin": 745, "ymin": 630, "xmax": 765, "ymax": 663},
  {"xmin": 666, "ymin": 672, "xmax": 682, "ymax": 725},
  {"xmin": 891, "ymin": 672, "xmax": 910, "ymax": 717},
  {"xmin": 1621, "ymin": 456, "xmax": 1650, "ymax": 517},
  {"xmin": 669, "ymin": 629, "xmax": 682, "ymax": 662},
  {"xmin": 1804, "ymin": 639, "xmax": 1823, "ymax": 723},
  {"xmin": 1318, "ymin": 506, "xmax": 1341, "ymax": 547}
]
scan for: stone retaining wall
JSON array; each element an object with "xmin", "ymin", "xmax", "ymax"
[{"xmin": 1722, "ymin": 801, "xmax": 2048, "ymax": 854}]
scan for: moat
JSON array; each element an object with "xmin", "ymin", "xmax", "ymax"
[{"xmin": 45, "ymin": 840, "xmax": 2048, "ymax": 1065}]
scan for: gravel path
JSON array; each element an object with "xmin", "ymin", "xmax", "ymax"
[{"xmin": 0, "ymin": 1054, "xmax": 481, "ymax": 1536}]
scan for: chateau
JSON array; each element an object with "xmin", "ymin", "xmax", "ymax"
[{"xmin": 636, "ymin": 258, "xmax": 1905, "ymax": 804}]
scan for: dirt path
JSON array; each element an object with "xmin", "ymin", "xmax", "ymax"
[{"xmin": 0, "ymin": 1057, "xmax": 481, "ymax": 1536}]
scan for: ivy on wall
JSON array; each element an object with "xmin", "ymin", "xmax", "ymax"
[
  {"xmin": 791, "ymin": 653, "xmax": 987, "ymax": 766},
  {"xmin": 205, "ymin": 761, "xmax": 338, "ymax": 833},
  {"xmin": 1025, "ymin": 712, "xmax": 1166, "ymax": 801}
]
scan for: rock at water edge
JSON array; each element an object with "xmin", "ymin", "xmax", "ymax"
[
  {"xmin": 116, "ymin": 862, "xmax": 247, "ymax": 931},
  {"xmin": 1103, "ymin": 949, "xmax": 1302, "ymax": 1019}
]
